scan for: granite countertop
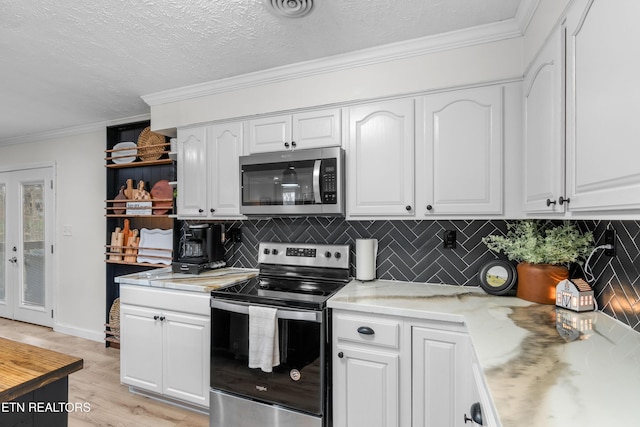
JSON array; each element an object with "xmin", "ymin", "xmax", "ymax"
[
  {"xmin": 328, "ymin": 279, "xmax": 640, "ymax": 427},
  {"xmin": 0, "ymin": 337, "xmax": 83, "ymax": 402},
  {"xmin": 115, "ymin": 267, "xmax": 258, "ymax": 292}
]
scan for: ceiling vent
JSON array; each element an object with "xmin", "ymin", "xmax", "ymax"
[{"xmin": 264, "ymin": 0, "xmax": 315, "ymax": 18}]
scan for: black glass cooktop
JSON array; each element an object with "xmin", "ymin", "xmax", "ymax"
[{"xmin": 210, "ymin": 275, "xmax": 347, "ymax": 310}]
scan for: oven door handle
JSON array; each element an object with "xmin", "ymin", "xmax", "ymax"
[{"xmin": 210, "ymin": 299, "xmax": 322, "ymax": 323}]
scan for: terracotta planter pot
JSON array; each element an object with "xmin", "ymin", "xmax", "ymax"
[{"xmin": 516, "ymin": 262, "xmax": 569, "ymax": 305}]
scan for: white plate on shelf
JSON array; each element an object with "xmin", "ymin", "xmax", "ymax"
[
  {"xmin": 111, "ymin": 141, "xmax": 137, "ymax": 164},
  {"xmin": 137, "ymin": 228, "xmax": 173, "ymax": 265}
]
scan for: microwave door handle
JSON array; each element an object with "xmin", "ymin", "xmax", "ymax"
[
  {"xmin": 313, "ymin": 160, "xmax": 322, "ymax": 204},
  {"xmin": 210, "ymin": 298, "xmax": 322, "ymax": 323}
]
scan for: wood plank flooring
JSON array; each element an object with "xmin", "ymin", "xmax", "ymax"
[{"xmin": 0, "ymin": 318, "xmax": 208, "ymax": 426}]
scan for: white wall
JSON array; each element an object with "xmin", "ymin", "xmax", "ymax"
[
  {"xmin": 0, "ymin": 130, "xmax": 105, "ymax": 341},
  {"xmin": 150, "ymin": 38, "xmax": 524, "ymax": 131},
  {"xmin": 523, "ymin": 0, "xmax": 572, "ymax": 69}
]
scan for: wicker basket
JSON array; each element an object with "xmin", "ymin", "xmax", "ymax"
[
  {"xmin": 137, "ymin": 127, "xmax": 166, "ymax": 161},
  {"xmin": 108, "ymin": 298, "xmax": 120, "ymax": 340}
]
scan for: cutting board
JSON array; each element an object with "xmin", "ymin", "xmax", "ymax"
[
  {"xmin": 113, "ymin": 185, "xmax": 127, "ymax": 215},
  {"xmin": 150, "ymin": 180, "xmax": 172, "ymax": 215}
]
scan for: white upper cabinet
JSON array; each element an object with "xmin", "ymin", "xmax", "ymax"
[
  {"xmin": 346, "ymin": 98, "xmax": 415, "ymax": 217},
  {"xmin": 417, "ymin": 86, "xmax": 503, "ymax": 216},
  {"xmin": 176, "ymin": 122, "xmax": 244, "ymax": 219},
  {"xmin": 176, "ymin": 126, "xmax": 208, "ymax": 217},
  {"xmin": 523, "ymin": 27, "xmax": 566, "ymax": 214},
  {"xmin": 564, "ymin": 0, "xmax": 640, "ymax": 211},
  {"xmin": 246, "ymin": 108, "xmax": 341, "ymax": 154},
  {"xmin": 208, "ymin": 122, "xmax": 244, "ymax": 217}
]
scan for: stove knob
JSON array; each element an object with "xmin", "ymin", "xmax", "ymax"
[
  {"xmin": 334, "ymin": 252, "xmax": 342, "ymax": 259},
  {"xmin": 272, "ymin": 249, "xmax": 279, "ymax": 255},
  {"xmin": 263, "ymin": 248, "xmax": 270, "ymax": 255},
  {"xmin": 325, "ymin": 251, "xmax": 332, "ymax": 258}
]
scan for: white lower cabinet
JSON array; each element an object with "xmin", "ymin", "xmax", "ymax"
[
  {"xmin": 333, "ymin": 312, "xmax": 401, "ymax": 427},
  {"xmin": 411, "ymin": 325, "xmax": 472, "ymax": 427},
  {"xmin": 120, "ymin": 285, "xmax": 210, "ymax": 408},
  {"xmin": 332, "ymin": 310, "xmax": 476, "ymax": 427}
]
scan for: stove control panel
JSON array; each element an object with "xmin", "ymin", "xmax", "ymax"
[
  {"xmin": 258, "ymin": 242, "xmax": 350, "ymax": 269},
  {"xmin": 286, "ymin": 247, "xmax": 317, "ymax": 257}
]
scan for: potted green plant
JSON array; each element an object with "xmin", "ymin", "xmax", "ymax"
[{"xmin": 481, "ymin": 220, "xmax": 594, "ymax": 304}]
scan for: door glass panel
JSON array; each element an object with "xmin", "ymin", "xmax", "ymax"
[
  {"xmin": 22, "ymin": 183, "xmax": 44, "ymax": 307},
  {"xmin": 0, "ymin": 183, "xmax": 5, "ymax": 302}
]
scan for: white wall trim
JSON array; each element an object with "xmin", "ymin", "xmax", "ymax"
[
  {"xmin": 0, "ymin": 113, "xmax": 151, "ymax": 147},
  {"xmin": 54, "ymin": 322, "xmax": 104, "ymax": 343},
  {"xmin": 515, "ymin": 0, "xmax": 541, "ymax": 34},
  {"xmin": 142, "ymin": 17, "xmax": 534, "ymax": 107}
]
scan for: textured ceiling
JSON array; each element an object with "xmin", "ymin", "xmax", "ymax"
[{"xmin": 0, "ymin": 0, "xmax": 521, "ymax": 143}]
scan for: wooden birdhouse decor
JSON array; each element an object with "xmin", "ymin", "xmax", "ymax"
[{"xmin": 556, "ymin": 279, "xmax": 595, "ymax": 312}]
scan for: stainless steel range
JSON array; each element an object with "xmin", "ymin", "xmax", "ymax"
[{"xmin": 209, "ymin": 242, "xmax": 350, "ymax": 427}]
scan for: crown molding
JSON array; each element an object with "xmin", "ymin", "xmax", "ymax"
[
  {"xmin": 142, "ymin": 14, "xmax": 534, "ymax": 107},
  {"xmin": 515, "ymin": 0, "xmax": 541, "ymax": 34},
  {"xmin": 0, "ymin": 114, "xmax": 150, "ymax": 147}
]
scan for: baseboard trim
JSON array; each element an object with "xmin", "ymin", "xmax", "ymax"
[{"xmin": 53, "ymin": 323, "xmax": 104, "ymax": 343}]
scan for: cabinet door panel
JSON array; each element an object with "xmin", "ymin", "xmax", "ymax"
[
  {"xmin": 421, "ymin": 87, "xmax": 502, "ymax": 215},
  {"xmin": 163, "ymin": 312, "xmax": 210, "ymax": 406},
  {"xmin": 566, "ymin": 0, "xmax": 640, "ymax": 210},
  {"xmin": 412, "ymin": 327, "xmax": 471, "ymax": 427},
  {"xmin": 333, "ymin": 345, "xmax": 399, "ymax": 427},
  {"xmin": 120, "ymin": 304, "xmax": 163, "ymax": 393},
  {"xmin": 247, "ymin": 115, "xmax": 292, "ymax": 153},
  {"xmin": 523, "ymin": 28, "xmax": 565, "ymax": 213},
  {"xmin": 347, "ymin": 99, "xmax": 414, "ymax": 217},
  {"xmin": 177, "ymin": 127, "xmax": 208, "ymax": 217},
  {"xmin": 293, "ymin": 108, "xmax": 341, "ymax": 149},
  {"xmin": 209, "ymin": 122, "xmax": 243, "ymax": 217}
]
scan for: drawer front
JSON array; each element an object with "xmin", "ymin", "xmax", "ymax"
[
  {"xmin": 334, "ymin": 312, "xmax": 400, "ymax": 349},
  {"xmin": 120, "ymin": 285, "xmax": 210, "ymax": 316}
]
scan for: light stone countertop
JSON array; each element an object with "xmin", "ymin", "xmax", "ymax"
[
  {"xmin": 328, "ymin": 279, "xmax": 640, "ymax": 427},
  {"xmin": 114, "ymin": 267, "xmax": 258, "ymax": 293}
]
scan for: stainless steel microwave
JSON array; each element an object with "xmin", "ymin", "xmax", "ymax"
[{"xmin": 239, "ymin": 147, "xmax": 345, "ymax": 216}]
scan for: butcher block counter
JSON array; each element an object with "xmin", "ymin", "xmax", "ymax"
[{"xmin": 0, "ymin": 337, "xmax": 83, "ymax": 426}]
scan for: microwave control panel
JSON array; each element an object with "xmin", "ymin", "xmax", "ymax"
[{"xmin": 321, "ymin": 158, "xmax": 338, "ymax": 204}]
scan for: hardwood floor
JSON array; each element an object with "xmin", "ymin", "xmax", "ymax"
[{"xmin": 0, "ymin": 318, "xmax": 209, "ymax": 426}]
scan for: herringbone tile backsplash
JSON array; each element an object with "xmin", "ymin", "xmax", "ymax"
[{"xmin": 222, "ymin": 218, "xmax": 640, "ymax": 332}]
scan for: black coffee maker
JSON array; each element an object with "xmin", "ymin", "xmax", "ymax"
[{"xmin": 172, "ymin": 223, "xmax": 225, "ymax": 274}]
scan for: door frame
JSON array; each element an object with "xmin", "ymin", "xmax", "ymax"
[{"xmin": 0, "ymin": 162, "xmax": 56, "ymax": 327}]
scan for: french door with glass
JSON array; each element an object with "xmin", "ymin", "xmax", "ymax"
[{"xmin": 0, "ymin": 167, "xmax": 54, "ymax": 327}]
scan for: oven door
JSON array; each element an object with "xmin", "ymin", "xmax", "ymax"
[
  {"xmin": 210, "ymin": 299, "xmax": 325, "ymax": 415},
  {"xmin": 239, "ymin": 147, "xmax": 344, "ymax": 216}
]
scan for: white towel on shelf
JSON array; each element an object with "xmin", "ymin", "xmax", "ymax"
[{"xmin": 248, "ymin": 305, "xmax": 280, "ymax": 373}]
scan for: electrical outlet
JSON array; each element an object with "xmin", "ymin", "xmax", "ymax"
[
  {"xmin": 229, "ymin": 228, "xmax": 242, "ymax": 243},
  {"xmin": 443, "ymin": 230, "xmax": 456, "ymax": 249},
  {"xmin": 604, "ymin": 229, "xmax": 616, "ymax": 256}
]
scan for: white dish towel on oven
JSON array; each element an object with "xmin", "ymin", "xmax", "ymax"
[{"xmin": 248, "ymin": 305, "xmax": 280, "ymax": 372}]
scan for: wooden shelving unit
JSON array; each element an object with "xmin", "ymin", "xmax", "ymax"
[{"xmin": 104, "ymin": 120, "xmax": 176, "ymax": 347}]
